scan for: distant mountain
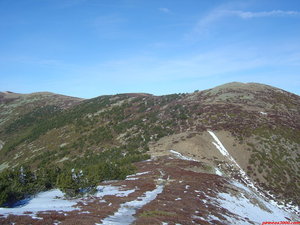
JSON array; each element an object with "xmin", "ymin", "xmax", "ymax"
[
  {"xmin": 0, "ymin": 91, "xmax": 82, "ymax": 125},
  {"xmin": 0, "ymin": 82, "xmax": 299, "ymax": 224}
]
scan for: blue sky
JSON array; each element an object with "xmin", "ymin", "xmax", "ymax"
[{"xmin": 0, "ymin": 0, "xmax": 300, "ymax": 98}]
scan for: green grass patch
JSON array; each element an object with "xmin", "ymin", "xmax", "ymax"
[{"xmin": 139, "ymin": 210, "xmax": 175, "ymax": 218}]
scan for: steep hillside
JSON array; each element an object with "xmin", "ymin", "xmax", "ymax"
[
  {"xmin": 0, "ymin": 82, "xmax": 299, "ymax": 224},
  {"xmin": 0, "ymin": 91, "xmax": 82, "ymax": 168},
  {"xmin": 0, "ymin": 91, "xmax": 82, "ymax": 143}
]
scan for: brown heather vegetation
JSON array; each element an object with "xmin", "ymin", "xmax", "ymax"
[{"xmin": 0, "ymin": 82, "xmax": 299, "ymax": 223}]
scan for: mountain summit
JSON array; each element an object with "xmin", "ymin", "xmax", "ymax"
[{"xmin": 0, "ymin": 82, "xmax": 299, "ymax": 224}]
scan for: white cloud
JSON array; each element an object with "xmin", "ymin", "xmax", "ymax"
[
  {"xmin": 226, "ymin": 10, "xmax": 300, "ymax": 19},
  {"xmin": 190, "ymin": 9, "xmax": 224, "ymax": 36},
  {"xmin": 189, "ymin": 8, "xmax": 300, "ymax": 37},
  {"xmin": 159, "ymin": 8, "xmax": 171, "ymax": 13}
]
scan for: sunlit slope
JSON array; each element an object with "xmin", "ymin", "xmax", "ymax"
[{"xmin": 0, "ymin": 82, "xmax": 299, "ymax": 207}]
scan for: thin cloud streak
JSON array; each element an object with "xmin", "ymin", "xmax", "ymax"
[
  {"xmin": 225, "ymin": 10, "xmax": 300, "ymax": 19},
  {"xmin": 189, "ymin": 8, "xmax": 300, "ymax": 38},
  {"xmin": 3, "ymin": 44, "xmax": 299, "ymax": 98},
  {"xmin": 70, "ymin": 43, "xmax": 300, "ymax": 86}
]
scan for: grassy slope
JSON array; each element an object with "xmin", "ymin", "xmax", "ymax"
[{"xmin": 0, "ymin": 83, "xmax": 299, "ymax": 206}]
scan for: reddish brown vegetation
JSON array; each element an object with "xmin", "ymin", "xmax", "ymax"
[{"xmin": 0, "ymin": 156, "xmax": 239, "ymax": 225}]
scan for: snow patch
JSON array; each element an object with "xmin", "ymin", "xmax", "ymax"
[
  {"xmin": 192, "ymin": 215, "xmax": 206, "ymax": 220},
  {"xmin": 208, "ymin": 131, "xmax": 232, "ymax": 159},
  {"xmin": 215, "ymin": 168, "xmax": 223, "ymax": 176},
  {"xmin": 79, "ymin": 211, "xmax": 91, "ymax": 214},
  {"xmin": 143, "ymin": 158, "xmax": 152, "ymax": 162},
  {"xmin": 208, "ymin": 130, "xmax": 299, "ymax": 215},
  {"xmin": 0, "ymin": 185, "xmax": 137, "ymax": 219},
  {"xmin": 125, "ymin": 177, "xmax": 139, "ymax": 181},
  {"xmin": 126, "ymin": 171, "xmax": 150, "ymax": 178},
  {"xmin": 208, "ymin": 130, "xmax": 261, "ymax": 191},
  {"xmin": 97, "ymin": 184, "xmax": 164, "ymax": 225},
  {"xmin": 213, "ymin": 180, "xmax": 299, "ymax": 224},
  {"xmin": 169, "ymin": 150, "xmax": 197, "ymax": 161},
  {"xmin": 0, "ymin": 189, "xmax": 78, "ymax": 218},
  {"xmin": 95, "ymin": 185, "xmax": 135, "ymax": 198}
]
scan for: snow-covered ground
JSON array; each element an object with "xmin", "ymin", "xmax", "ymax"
[
  {"xmin": 0, "ymin": 189, "xmax": 78, "ymax": 218},
  {"xmin": 208, "ymin": 130, "xmax": 300, "ymax": 220},
  {"xmin": 97, "ymin": 184, "xmax": 164, "ymax": 225},
  {"xmin": 1, "ymin": 131, "xmax": 298, "ymax": 224},
  {"xmin": 95, "ymin": 185, "xmax": 135, "ymax": 198},
  {"xmin": 211, "ymin": 180, "xmax": 299, "ymax": 224},
  {"xmin": 0, "ymin": 185, "xmax": 136, "ymax": 219}
]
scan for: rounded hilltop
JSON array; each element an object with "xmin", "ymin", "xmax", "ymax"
[{"xmin": 207, "ymin": 82, "xmax": 282, "ymax": 94}]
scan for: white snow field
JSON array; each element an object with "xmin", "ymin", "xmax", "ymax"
[
  {"xmin": 95, "ymin": 185, "xmax": 135, "ymax": 198},
  {"xmin": 0, "ymin": 189, "xmax": 78, "ymax": 218},
  {"xmin": 0, "ymin": 184, "xmax": 136, "ymax": 219},
  {"xmin": 211, "ymin": 180, "xmax": 300, "ymax": 224},
  {"xmin": 207, "ymin": 130, "xmax": 300, "ymax": 222},
  {"xmin": 97, "ymin": 184, "xmax": 164, "ymax": 225}
]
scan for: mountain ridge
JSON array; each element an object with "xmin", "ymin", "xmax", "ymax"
[
  {"xmin": 0, "ymin": 82, "xmax": 299, "ymax": 224},
  {"xmin": 2, "ymin": 81, "xmax": 299, "ymax": 99}
]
